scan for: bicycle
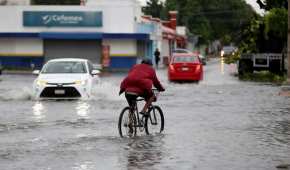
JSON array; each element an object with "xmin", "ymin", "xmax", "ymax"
[{"xmin": 118, "ymin": 89, "xmax": 164, "ymax": 137}]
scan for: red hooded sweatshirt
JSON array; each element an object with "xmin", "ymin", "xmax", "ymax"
[{"xmin": 120, "ymin": 64, "xmax": 164, "ymax": 96}]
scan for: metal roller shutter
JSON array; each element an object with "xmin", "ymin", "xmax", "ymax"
[{"xmin": 44, "ymin": 40, "xmax": 102, "ymax": 63}]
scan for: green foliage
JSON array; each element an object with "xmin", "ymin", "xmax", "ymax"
[
  {"xmin": 31, "ymin": 0, "xmax": 80, "ymax": 5},
  {"xmin": 227, "ymin": 18, "xmax": 263, "ymax": 63},
  {"xmin": 238, "ymin": 19, "xmax": 262, "ymax": 53},
  {"xmin": 150, "ymin": 0, "xmax": 256, "ymax": 44},
  {"xmin": 142, "ymin": 0, "xmax": 165, "ymax": 18},
  {"xmin": 223, "ymin": 50, "xmax": 241, "ymax": 64},
  {"xmin": 264, "ymin": 8, "xmax": 287, "ymax": 40},
  {"xmin": 256, "ymin": 0, "xmax": 287, "ymax": 10},
  {"xmin": 238, "ymin": 1, "xmax": 287, "ymax": 54},
  {"xmin": 239, "ymin": 71, "xmax": 286, "ymax": 83},
  {"xmin": 222, "ymin": 35, "xmax": 232, "ymax": 45}
]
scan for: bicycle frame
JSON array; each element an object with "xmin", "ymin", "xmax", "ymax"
[
  {"xmin": 134, "ymin": 89, "xmax": 160, "ymax": 127},
  {"xmin": 148, "ymin": 105, "xmax": 158, "ymax": 125},
  {"xmin": 130, "ymin": 98, "xmax": 145, "ymax": 128}
]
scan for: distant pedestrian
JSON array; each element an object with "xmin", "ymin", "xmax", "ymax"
[{"xmin": 154, "ymin": 48, "xmax": 160, "ymax": 69}]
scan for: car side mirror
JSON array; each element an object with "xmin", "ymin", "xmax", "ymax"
[
  {"xmin": 32, "ymin": 70, "xmax": 40, "ymax": 75},
  {"xmin": 91, "ymin": 70, "xmax": 100, "ymax": 75}
]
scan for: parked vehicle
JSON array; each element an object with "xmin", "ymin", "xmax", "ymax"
[
  {"xmin": 172, "ymin": 49, "xmax": 206, "ymax": 65},
  {"xmin": 168, "ymin": 53, "xmax": 203, "ymax": 82},
  {"xmin": 221, "ymin": 46, "xmax": 237, "ymax": 57},
  {"xmin": 32, "ymin": 58, "xmax": 100, "ymax": 99}
]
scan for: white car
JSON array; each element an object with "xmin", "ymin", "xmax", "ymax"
[
  {"xmin": 33, "ymin": 58, "xmax": 100, "ymax": 99},
  {"xmin": 221, "ymin": 46, "xmax": 237, "ymax": 57}
]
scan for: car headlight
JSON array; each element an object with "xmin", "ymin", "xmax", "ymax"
[
  {"xmin": 74, "ymin": 80, "xmax": 87, "ymax": 85},
  {"xmin": 36, "ymin": 80, "xmax": 47, "ymax": 86}
]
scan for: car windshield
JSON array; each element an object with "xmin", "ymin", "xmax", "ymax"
[
  {"xmin": 173, "ymin": 49, "xmax": 191, "ymax": 53},
  {"xmin": 223, "ymin": 46, "xmax": 236, "ymax": 52},
  {"xmin": 173, "ymin": 55, "xmax": 199, "ymax": 63},
  {"xmin": 41, "ymin": 61, "xmax": 87, "ymax": 74}
]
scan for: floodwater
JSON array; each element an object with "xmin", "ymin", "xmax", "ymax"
[{"xmin": 0, "ymin": 58, "xmax": 289, "ymax": 170}]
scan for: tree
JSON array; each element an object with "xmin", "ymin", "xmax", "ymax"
[
  {"xmin": 160, "ymin": 0, "xmax": 256, "ymax": 44},
  {"xmin": 239, "ymin": 18, "xmax": 262, "ymax": 53},
  {"xmin": 31, "ymin": 0, "xmax": 80, "ymax": 5},
  {"xmin": 142, "ymin": 0, "xmax": 165, "ymax": 18},
  {"xmin": 256, "ymin": 0, "xmax": 287, "ymax": 10},
  {"xmin": 264, "ymin": 8, "xmax": 287, "ymax": 40}
]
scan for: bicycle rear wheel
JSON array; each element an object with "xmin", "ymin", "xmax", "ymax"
[
  {"xmin": 145, "ymin": 105, "xmax": 164, "ymax": 135},
  {"xmin": 118, "ymin": 107, "xmax": 137, "ymax": 137}
]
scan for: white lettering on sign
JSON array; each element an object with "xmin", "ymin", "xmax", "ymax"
[{"xmin": 42, "ymin": 15, "xmax": 83, "ymax": 25}]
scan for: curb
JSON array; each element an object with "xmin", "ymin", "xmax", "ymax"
[
  {"xmin": 2, "ymin": 70, "xmax": 33, "ymax": 75},
  {"xmin": 279, "ymin": 85, "xmax": 290, "ymax": 96}
]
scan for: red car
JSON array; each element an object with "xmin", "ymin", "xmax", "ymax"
[{"xmin": 168, "ymin": 53, "xmax": 203, "ymax": 82}]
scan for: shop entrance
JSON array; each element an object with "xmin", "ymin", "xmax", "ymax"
[{"xmin": 44, "ymin": 40, "xmax": 102, "ymax": 63}]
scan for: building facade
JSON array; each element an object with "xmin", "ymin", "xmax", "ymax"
[
  {"xmin": 0, "ymin": 0, "xmax": 188, "ymax": 70},
  {"xmin": 0, "ymin": 0, "xmax": 151, "ymax": 70}
]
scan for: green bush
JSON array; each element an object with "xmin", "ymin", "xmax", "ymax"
[
  {"xmin": 223, "ymin": 51, "xmax": 240, "ymax": 64},
  {"xmin": 239, "ymin": 71, "xmax": 286, "ymax": 84}
]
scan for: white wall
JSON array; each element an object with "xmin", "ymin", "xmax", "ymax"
[
  {"xmin": 103, "ymin": 39, "xmax": 136, "ymax": 56},
  {"xmin": 0, "ymin": 38, "xmax": 43, "ymax": 55},
  {"xmin": 176, "ymin": 26, "xmax": 186, "ymax": 36},
  {"xmin": 0, "ymin": 4, "xmax": 138, "ymax": 33},
  {"xmin": 162, "ymin": 39, "xmax": 170, "ymax": 57},
  {"xmin": 0, "ymin": 0, "xmax": 29, "ymax": 5}
]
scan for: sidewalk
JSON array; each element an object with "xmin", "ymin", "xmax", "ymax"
[
  {"xmin": 279, "ymin": 85, "xmax": 290, "ymax": 96},
  {"xmin": 2, "ymin": 70, "xmax": 33, "ymax": 75}
]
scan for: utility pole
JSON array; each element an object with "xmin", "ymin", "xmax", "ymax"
[{"xmin": 288, "ymin": 0, "xmax": 290, "ymax": 83}]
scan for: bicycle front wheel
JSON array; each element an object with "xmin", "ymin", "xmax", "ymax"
[
  {"xmin": 145, "ymin": 105, "xmax": 164, "ymax": 135},
  {"xmin": 118, "ymin": 107, "xmax": 137, "ymax": 137}
]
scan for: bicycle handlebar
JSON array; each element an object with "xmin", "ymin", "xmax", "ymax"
[{"xmin": 152, "ymin": 88, "xmax": 160, "ymax": 97}]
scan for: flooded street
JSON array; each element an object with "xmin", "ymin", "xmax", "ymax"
[{"xmin": 0, "ymin": 58, "xmax": 289, "ymax": 170}]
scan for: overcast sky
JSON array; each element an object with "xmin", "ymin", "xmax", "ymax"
[{"xmin": 138, "ymin": 0, "xmax": 264, "ymax": 15}]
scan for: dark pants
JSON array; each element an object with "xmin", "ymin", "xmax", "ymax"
[{"xmin": 125, "ymin": 91, "xmax": 153, "ymax": 108}]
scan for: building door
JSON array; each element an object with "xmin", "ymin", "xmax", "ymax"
[
  {"xmin": 44, "ymin": 40, "xmax": 102, "ymax": 63},
  {"xmin": 137, "ymin": 40, "xmax": 146, "ymax": 59}
]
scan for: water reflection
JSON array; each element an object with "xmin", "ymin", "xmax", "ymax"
[
  {"xmin": 220, "ymin": 57, "xmax": 225, "ymax": 75},
  {"xmin": 72, "ymin": 161, "xmax": 93, "ymax": 170},
  {"xmin": 32, "ymin": 101, "xmax": 46, "ymax": 120},
  {"xmin": 76, "ymin": 101, "xmax": 90, "ymax": 118},
  {"xmin": 126, "ymin": 135, "xmax": 165, "ymax": 170}
]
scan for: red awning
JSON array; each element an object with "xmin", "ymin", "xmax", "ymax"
[{"xmin": 162, "ymin": 26, "xmax": 176, "ymax": 40}]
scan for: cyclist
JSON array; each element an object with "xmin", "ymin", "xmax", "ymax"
[{"xmin": 119, "ymin": 58, "xmax": 165, "ymax": 116}]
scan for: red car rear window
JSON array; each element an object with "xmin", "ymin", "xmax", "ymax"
[{"xmin": 173, "ymin": 55, "xmax": 199, "ymax": 63}]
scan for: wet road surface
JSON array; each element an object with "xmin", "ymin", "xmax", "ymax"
[{"xmin": 0, "ymin": 58, "xmax": 289, "ymax": 170}]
